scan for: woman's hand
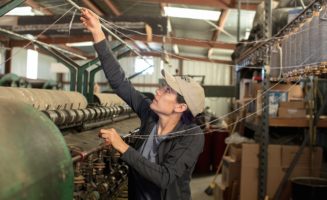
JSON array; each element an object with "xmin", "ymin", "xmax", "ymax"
[
  {"xmin": 80, "ymin": 8, "xmax": 105, "ymax": 43},
  {"xmin": 99, "ymin": 128, "xmax": 129, "ymax": 154}
]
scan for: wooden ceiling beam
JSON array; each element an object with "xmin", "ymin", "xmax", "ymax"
[
  {"xmin": 240, "ymin": 4, "xmax": 257, "ymax": 10},
  {"xmin": 131, "ymin": 35, "xmax": 236, "ymax": 50},
  {"xmin": 9, "ymin": 38, "xmax": 231, "ymax": 63},
  {"xmin": 103, "ymin": 0, "xmax": 122, "ymax": 16},
  {"xmin": 82, "ymin": 0, "xmax": 104, "ymax": 16},
  {"xmin": 140, "ymin": 0, "xmax": 229, "ymax": 9},
  {"xmin": 229, "ymin": 0, "xmax": 258, "ymax": 10},
  {"xmin": 138, "ymin": 0, "xmax": 258, "ymax": 10},
  {"xmin": 25, "ymin": 0, "xmax": 53, "ymax": 15},
  {"xmin": 211, "ymin": 9, "xmax": 230, "ymax": 41},
  {"xmin": 138, "ymin": 51, "xmax": 232, "ymax": 65},
  {"xmin": 11, "ymin": 35, "xmax": 235, "ymax": 50}
]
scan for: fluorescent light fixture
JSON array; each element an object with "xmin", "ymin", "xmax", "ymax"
[
  {"xmin": 26, "ymin": 49, "xmax": 38, "ymax": 79},
  {"xmin": 66, "ymin": 41, "xmax": 94, "ymax": 47},
  {"xmin": 6, "ymin": 6, "xmax": 35, "ymax": 16},
  {"xmin": 164, "ymin": 7, "xmax": 220, "ymax": 21}
]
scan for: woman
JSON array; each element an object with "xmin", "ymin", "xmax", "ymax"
[{"xmin": 81, "ymin": 8, "xmax": 205, "ymax": 200}]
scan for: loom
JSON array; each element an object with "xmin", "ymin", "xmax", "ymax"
[{"xmin": 0, "ymin": 87, "xmax": 139, "ymax": 200}]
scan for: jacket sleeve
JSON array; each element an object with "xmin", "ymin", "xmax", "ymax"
[
  {"xmin": 120, "ymin": 127, "xmax": 204, "ymax": 189},
  {"xmin": 93, "ymin": 39, "xmax": 151, "ymax": 119}
]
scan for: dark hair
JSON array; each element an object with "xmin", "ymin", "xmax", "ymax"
[
  {"xmin": 176, "ymin": 94, "xmax": 206, "ymax": 128},
  {"xmin": 176, "ymin": 94, "xmax": 194, "ymax": 124}
]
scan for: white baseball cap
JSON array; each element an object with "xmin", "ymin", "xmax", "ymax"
[{"xmin": 161, "ymin": 69, "xmax": 205, "ymax": 117}]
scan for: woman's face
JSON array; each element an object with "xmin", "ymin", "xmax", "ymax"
[{"xmin": 150, "ymin": 84, "xmax": 179, "ymax": 116}]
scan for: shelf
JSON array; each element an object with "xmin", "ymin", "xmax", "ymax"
[
  {"xmin": 245, "ymin": 114, "xmax": 327, "ymax": 130},
  {"xmin": 269, "ymin": 117, "xmax": 327, "ymax": 128}
]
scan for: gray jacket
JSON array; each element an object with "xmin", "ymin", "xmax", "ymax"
[{"xmin": 94, "ymin": 40, "xmax": 204, "ymax": 200}]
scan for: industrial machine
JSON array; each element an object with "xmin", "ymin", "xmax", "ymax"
[{"xmin": 0, "ymin": 87, "xmax": 139, "ymax": 200}]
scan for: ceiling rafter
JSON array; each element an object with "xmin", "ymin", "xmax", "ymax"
[
  {"xmin": 103, "ymin": 0, "xmax": 122, "ymax": 16},
  {"xmin": 138, "ymin": 0, "xmax": 258, "ymax": 10},
  {"xmin": 139, "ymin": 51, "xmax": 232, "ymax": 65},
  {"xmin": 130, "ymin": 35, "xmax": 236, "ymax": 50},
  {"xmin": 141, "ymin": 0, "xmax": 228, "ymax": 9},
  {"xmin": 25, "ymin": 0, "xmax": 53, "ymax": 15},
  {"xmin": 229, "ymin": 0, "xmax": 258, "ymax": 10},
  {"xmin": 82, "ymin": 0, "xmax": 104, "ymax": 16},
  {"xmin": 134, "ymin": 40, "xmax": 151, "ymax": 51},
  {"xmin": 9, "ymin": 37, "xmax": 233, "ymax": 64},
  {"xmin": 57, "ymin": 44, "xmax": 93, "ymax": 58},
  {"xmin": 211, "ymin": 9, "xmax": 230, "ymax": 42},
  {"xmin": 10, "ymin": 35, "xmax": 236, "ymax": 50}
]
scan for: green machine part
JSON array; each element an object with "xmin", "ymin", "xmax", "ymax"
[{"xmin": 0, "ymin": 99, "xmax": 74, "ymax": 200}]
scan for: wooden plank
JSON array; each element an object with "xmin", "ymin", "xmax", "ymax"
[
  {"xmin": 246, "ymin": 116, "xmax": 327, "ymax": 128},
  {"xmin": 103, "ymin": 0, "xmax": 122, "ymax": 16}
]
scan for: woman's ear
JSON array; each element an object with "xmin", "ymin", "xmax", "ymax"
[{"xmin": 174, "ymin": 103, "xmax": 188, "ymax": 113}]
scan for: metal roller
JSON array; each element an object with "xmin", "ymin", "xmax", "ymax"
[
  {"xmin": 0, "ymin": 99, "xmax": 74, "ymax": 200},
  {"xmin": 81, "ymin": 109, "xmax": 92, "ymax": 122},
  {"xmin": 55, "ymin": 110, "xmax": 70, "ymax": 125},
  {"xmin": 66, "ymin": 110, "xmax": 78, "ymax": 124},
  {"xmin": 93, "ymin": 107, "xmax": 103, "ymax": 120},
  {"xmin": 74, "ymin": 109, "xmax": 86, "ymax": 123},
  {"xmin": 98, "ymin": 107, "xmax": 107, "ymax": 119},
  {"xmin": 43, "ymin": 110, "xmax": 60, "ymax": 124},
  {"xmin": 0, "ymin": 87, "xmax": 87, "ymax": 111},
  {"xmin": 112, "ymin": 106, "xmax": 121, "ymax": 116},
  {"xmin": 86, "ymin": 108, "xmax": 97, "ymax": 121},
  {"xmin": 109, "ymin": 107, "xmax": 115, "ymax": 116},
  {"xmin": 103, "ymin": 107, "xmax": 112, "ymax": 118},
  {"xmin": 94, "ymin": 93, "xmax": 126, "ymax": 107}
]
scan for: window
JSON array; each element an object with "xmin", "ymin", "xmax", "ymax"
[
  {"xmin": 26, "ymin": 49, "xmax": 38, "ymax": 79},
  {"xmin": 6, "ymin": 6, "xmax": 35, "ymax": 16},
  {"xmin": 164, "ymin": 7, "xmax": 220, "ymax": 21},
  {"xmin": 134, "ymin": 57, "xmax": 154, "ymax": 75}
]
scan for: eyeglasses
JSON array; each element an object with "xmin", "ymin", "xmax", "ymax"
[{"xmin": 158, "ymin": 84, "xmax": 175, "ymax": 94}]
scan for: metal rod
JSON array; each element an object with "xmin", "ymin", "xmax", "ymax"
[
  {"xmin": 72, "ymin": 143, "xmax": 107, "ymax": 162},
  {"xmin": 65, "ymin": 0, "xmax": 142, "ymax": 57},
  {"xmin": 72, "ymin": 132, "xmax": 132, "ymax": 163},
  {"xmin": 0, "ymin": 27, "xmax": 87, "ymax": 60},
  {"xmin": 77, "ymin": 58, "xmax": 99, "ymax": 93},
  {"xmin": 0, "ymin": 0, "xmax": 25, "ymax": 17},
  {"xmin": 88, "ymin": 65, "xmax": 102, "ymax": 103}
]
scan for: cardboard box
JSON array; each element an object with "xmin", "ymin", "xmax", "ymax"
[
  {"xmin": 270, "ymin": 84, "xmax": 303, "ymax": 99},
  {"xmin": 240, "ymin": 144, "xmax": 322, "ymax": 200},
  {"xmin": 278, "ymin": 107, "xmax": 306, "ymax": 118},
  {"xmin": 214, "ymin": 175, "xmax": 239, "ymax": 200},
  {"xmin": 269, "ymin": 91, "xmax": 288, "ymax": 117},
  {"xmin": 279, "ymin": 101, "xmax": 305, "ymax": 109},
  {"xmin": 229, "ymin": 144, "xmax": 242, "ymax": 162},
  {"xmin": 222, "ymin": 156, "xmax": 241, "ymax": 187}
]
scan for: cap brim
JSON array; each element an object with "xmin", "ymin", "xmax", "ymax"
[{"xmin": 161, "ymin": 69, "xmax": 182, "ymax": 95}]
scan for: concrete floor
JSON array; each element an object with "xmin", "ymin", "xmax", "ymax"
[{"xmin": 191, "ymin": 174, "xmax": 219, "ymax": 200}]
